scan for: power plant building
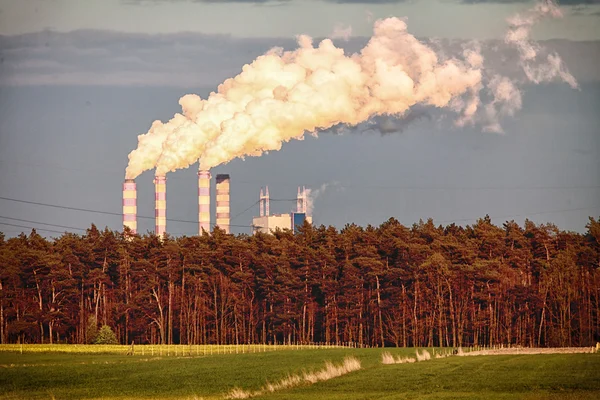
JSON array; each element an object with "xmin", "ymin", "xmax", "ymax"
[{"xmin": 252, "ymin": 186, "xmax": 312, "ymax": 234}]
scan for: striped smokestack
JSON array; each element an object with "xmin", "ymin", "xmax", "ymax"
[
  {"xmin": 122, "ymin": 179, "xmax": 137, "ymax": 234},
  {"xmin": 198, "ymin": 169, "xmax": 211, "ymax": 234},
  {"xmin": 215, "ymin": 174, "xmax": 230, "ymax": 234},
  {"xmin": 154, "ymin": 175, "xmax": 167, "ymax": 236}
]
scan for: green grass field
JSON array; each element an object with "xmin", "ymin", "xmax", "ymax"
[{"xmin": 0, "ymin": 346, "xmax": 598, "ymax": 399}]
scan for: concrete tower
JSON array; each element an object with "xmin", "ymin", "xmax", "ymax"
[
  {"xmin": 265, "ymin": 185, "xmax": 270, "ymax": 216},
  {"xmin": 198, "ymin": 169, "xmax": 211, "ymax": 234},
  {"xmin": 154, "ymin": 175, "xmax": 167, "ymax": 236},
  {"xmin": 302, "ymin": 186, "xmax": 307, "ymax": 213},
  {"xmin": 216, "ymin": 174, "xmax": 230, "ymax": 234},
  {"xmin": 296, "ymin": 186, "xmax": 303, "ymax": 213},
  {"xmin": 259, "ymin": 187, "xmax": 265, "ymax": 217},
  {"xmin": 122, "ymin": 179, "xmax": 137, "ymax": 234}
]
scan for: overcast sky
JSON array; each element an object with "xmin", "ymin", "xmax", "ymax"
[
  {"xmin": 0, "ymin": 0, "xmax": 599, "ymax": 40},
  {"xmin": 0, "ymin": 0, "xmax": 598, "ymax": 237}
]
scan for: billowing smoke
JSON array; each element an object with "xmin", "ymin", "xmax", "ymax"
[
  {"xmin": 305, "ymin": 182, "xmax": 339, "ymax": 216},
  {"xmin": 125, "ymin": 94, "xmax": 201, "ymax": 179},
  {"xmin": 363, "ymin": 109, "xmax": 431, "ymax": 135},
  {"xmin": 153, "ymin": 17, "xmax": 483, "ymax": 176},
  {"xmin": 331, "ymin": 24, "xmax": 352, "ymax": 41},
  {"xmin": 124, "ymin": 0, "xmax": 576, "ymax": 179},
  {"xmin": 505, "ymin": 0, "xmax": 578, "ymax": 89}
]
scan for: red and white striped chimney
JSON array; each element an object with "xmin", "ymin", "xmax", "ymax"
[
  {"xmin": 198, "ymin": 169, "xmax": 211, "ymax": 234},
  {"xmin": 215, "ymin": 174, "xmax": 230, "ymax": 234},
  {"xmin": 154, "ymin": 175, "xmax": 167, "ymax": 236},
  {"xmin": 122, "ymin": 179, "xmax": 137, "ymax": 234}
]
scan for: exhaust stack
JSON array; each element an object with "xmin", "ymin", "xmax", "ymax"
[
  {"xmin": 122, "ymin": 179, "xmax": 137, "ymax": 234},
  {"xmin": 297, "ymin": 186, "xmax": 303, "ymax": 213},
  {"xmin": 215, "ymin": 174, "xmax": 230, "ymax": 234},
  {"xmin": 198, "ymin": 169, "xmax": 211, "ymax": 234},
  {"xmin": 302, "ymin": 186, "xmax": 307, "ymax": 213},
  {"xmin": 154, "ymin": 175, "xmax": 167, "ymax": 236},
  {"xmin": 265, "ymin": 185, "xmax": 270, "ymax": 216},
  {"xmin": 259, "ymin": 187, "xmax": 265, "ymax": 217}
]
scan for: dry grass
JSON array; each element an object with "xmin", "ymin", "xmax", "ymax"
[
  {"xmin": 458, "ymin": 347, "xmax": 597, "ymax": 356},
  {"xmin": 381, "ymin": 350, "xmax": 436, "ymax": 365},
  {"xmin": 381, "ymin": 346, "xmax": 597, "ymax": 366},
  {"xmin": 415, "ymin": 349, "xmax": 431, "ymax": 361},
  {"xmin": 225, "ymin": 356, "xmax": 361, "ymax": 399}
]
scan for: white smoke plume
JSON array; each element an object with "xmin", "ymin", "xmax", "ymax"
[
  {"xmin": 305, "ymin": 182, "xmax": 339, "ymax": 216},
  {"xmin": 124, "ymin": 1, "xmax": 576, "ymax": 180},
  {"xmin": 154, "ymin": 17, "xmax": 483, "ymax": 175},
  {"xmin": 125, "ymin": 94, "xmax": 201, "ymax": 179},
  {"xmin": 504, "ymin": 0, "xmax": 578, "ymax": 89},
  {"xmin": 330, "ymin": 24, "xmax": 353, "ymax": 41},
  {"xmin": 483, "ymin": 75, "xmax": 523, "ymax": 133}
]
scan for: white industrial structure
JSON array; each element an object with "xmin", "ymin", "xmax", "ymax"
[{"xmin": 252, "ymin": 186, "xmax": 312, "ymax": 234}]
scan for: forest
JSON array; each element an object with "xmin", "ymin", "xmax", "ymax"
[{"xmin": 0, "ymin": 216, "xmax": 598, "ymax": 348}]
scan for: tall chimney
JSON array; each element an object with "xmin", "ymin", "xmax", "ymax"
[
  {"xmin": 154, "ymin": 175, "xmax": 167, "ymax": 236},
  {"xmin": 216, "ymin": 174, "xmax": 230, "ymax": 234},
  {"xmin": 122, "ymin": 179, "xmax": 137, "ymax": 234},
  {"xmin": 259, "ymin": 187, "xmax": 265, "ymax": 217},
  {"xmin": 302, "ymin": 186, "xmax": 307, "ymax": 214},
  {"xmin": 198, "ymin": 169, "xmax": 211, "ymax": 234},
  {"xmin": 265, "ymin": 185, "xmax": 270, "ymax": 216},
  {"xmin": 296, "ymin": 186, "xmax": 302, "ymax": 213}
]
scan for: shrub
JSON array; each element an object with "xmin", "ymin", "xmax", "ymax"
[{"xmin": 94, "ymin": 325, "xmax": 119, "ymax": 345}]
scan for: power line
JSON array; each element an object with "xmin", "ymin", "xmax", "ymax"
[
  {"xmin": 0, "ymin": 222, "xmax": 67, "ymax": 235},
  {"xmin": 0, "ymin": 196, "xmax": 258, "ymax": 229},
  {"xmin": 230, "ymin": 200, "xmax": 259, "ymax": 222},
  {"xmin": 0, "ymin": 215, "xmax": 87, "ymax": 231}
]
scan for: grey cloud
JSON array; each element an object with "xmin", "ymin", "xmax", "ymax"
[
  {"xmin": 123, "ymin": 0, "xmax": 600, "ymax": 3},
  {"xmin": 461, "ymin": 0, "xmax": 600, "ymax": 4},
  {"xmin": 122, "ymin": 0, "xmax": 410, "ymax": 4},
  {"xmin": 122, "ymin": 0, "xmax": 292, "ymax": 4},
  {"xmin": 0, "ymin": 30, "xmax": 598, "ymax": 87}
]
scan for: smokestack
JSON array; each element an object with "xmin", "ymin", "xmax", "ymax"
[
  {"xmin": 122, "ymin": 179, "xmax": 137, "ymax": 234},
  {"xmin": 265, "ymin": 185, "xmax": 270, "ymax": 216},
  {"xmin": 302, "ymin": 186, "xmax": 307, "ymax": 214},
  {"xmin": 259, "ymin": 187, "xmax": 265, "ymax": 217},
  {"xmin": 198, "ymin": 168, "xmax": 211, "ymax": 234},
  {"xmin": 216, "ymin": 174, "xmax": 230, "ymax": 234},
  {"xmin": 154, "ymin": 175, "xmax": 167, "ymax": 236}
]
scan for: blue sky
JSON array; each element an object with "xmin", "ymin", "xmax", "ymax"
[{"xmin": 0, "ymin": 0, "xmax": 598, "ymax": 237}]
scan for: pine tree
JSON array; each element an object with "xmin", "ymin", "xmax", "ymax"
[{"xmin": 94, "ymin": 325, "xmax": 119, "ymax": 344}]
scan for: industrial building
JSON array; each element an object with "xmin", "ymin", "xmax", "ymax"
[
  {"xmin": 122, "ymin": 169, "xmax": 311, "ymax": 237},
  {"xmin": 252, "ymin": 186, "xmax": 312, "ymax": 235}
]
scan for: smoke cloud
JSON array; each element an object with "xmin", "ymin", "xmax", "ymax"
[
  {"xmin": 505, "ymin": 0, "xmax": 578, "ymax": 89},
  {"xmin": 305, "ymin": 182, "xmax": 338, "ymax": 216},
  {"xmin": 124, "ymin": 0, "xmax": 577, "ymax": 180},
  {"xmin": 330, "ymin": 24, "xmax": 353, "ymax": 41}
]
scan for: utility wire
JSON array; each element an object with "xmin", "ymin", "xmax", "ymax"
[
  {"xmin": 0, "ymin": 222, "xmax": 67, "ymax": 235},
  {"xmin": 230, "ymin": 200, "xmax": 259, "ymax": 222},
  {"xmin": 0, "ymin": 196, "xmax": 258, "ymax": 229},
  {"xmin": 0, "ymin": 215, "xmax": 87, "ymax": 231}
]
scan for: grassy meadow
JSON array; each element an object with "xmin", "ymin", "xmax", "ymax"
[{"xmin": 0, "ymin": 345, "xmax": 598, "ymax": 399}]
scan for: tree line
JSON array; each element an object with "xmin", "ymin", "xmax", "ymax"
[{"xmin": 1, "ymin": 216, "xmax": 598, "ymax": 348}]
